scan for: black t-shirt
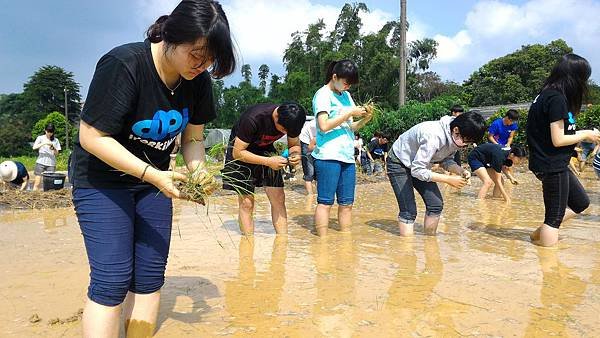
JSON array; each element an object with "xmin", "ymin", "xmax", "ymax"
[
  {"xmin": 11, "ymin": 161, "xmax": 29, "ymax": 185},
  {"xmin": 226, "ymin": 104, "xmax": 285, "ymax": 161},
  {"xmin": 468, "ymin": 143, "xmax": 510, "ymax": 173},
  {"xmin": 71, "ymin": 40, "xmax": 216, "ymax": 188},
  {"xmin": 368, "ymin": 139, "xmax": 388, "ymax": 160},
  {"xmin": 527, "ymin": 89, "xmax": 576, "ymax": 173}
]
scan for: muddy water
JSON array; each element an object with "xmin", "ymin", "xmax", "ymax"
[{"xmin": 1, "ymin": 170, "xmax": 599, "ymax": 337}]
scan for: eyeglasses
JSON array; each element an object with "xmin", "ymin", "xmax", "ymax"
[{"xmin": 189, "ymin": 49, "xmax": 214, "ymax": 70}]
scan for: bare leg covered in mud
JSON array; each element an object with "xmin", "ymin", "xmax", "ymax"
[
  {"xmin": 530, "ymin": 209, "xmax": 577, "ymax": 247},
  {"xmin": 338, "ymin": 205, "xmax": 353, "ymax": 232},
  {"xmin": 423, "ymin": 214, "xmax": 441, "ymax": 236},
  {"xmin": 315, "ymin": 204, "xmax": 331, "ymax": 237},
  {"xmin": 238, "ymin": 195, "xmax": 255, "ymax": 235},
  {"xmin": 265, "ymin": 187, "xmax": 288, "ymax": 234},
  {"xmin": 123, "ymin": 292, "xmax": 160, "ymax": 338}
]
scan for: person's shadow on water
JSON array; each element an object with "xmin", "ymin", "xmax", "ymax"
[
  {"xmin": 365, "ymin": 219, "xmax": 400, "ymax": 235},
  {"xmin": 291, "ymin": 214, "xmax": 347, "ymax": 234},
  {"xmin": 156, "ymin": 276, "xmax": 220, "ymax": 329}
]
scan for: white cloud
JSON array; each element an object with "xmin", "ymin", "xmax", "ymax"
[
  {"xmin": 223, "ymin": 0, "xmax": 396, "ymax": 62},
  {"xmin": 430, "ymin": 0, "xmax": 600, "ymax": 82},
  {"xmin": 434, "ymin": 30, "xmax": 472, "ymax": 63},
  {"xmin": 135, "ymin": 0, "xmax": 397, "ymax": 63},
  {"xmin": 134, "ymin": 0, "xmax": 600, "ymax": 84}
]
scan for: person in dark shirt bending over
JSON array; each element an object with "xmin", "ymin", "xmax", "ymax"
[{"xmin": 222, "ymin": 102, "xmax": 306, "ymax": 235}]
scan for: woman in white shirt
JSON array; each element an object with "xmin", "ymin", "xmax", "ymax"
[{"xmin": 32, "ymin": 123, "xmax": 61, "ymax": 190}]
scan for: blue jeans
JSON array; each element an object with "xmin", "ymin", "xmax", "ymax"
[
  {"xmin": 314, "ymin": 159, "xmax": 356, "ymax": 206},
  {"xmin": 73, "ymin": 186, "xmax": 173, "ymax": 306},
  {"xmin": 386, "ymin": 151, "xmax": 443, "ymax": 224}
]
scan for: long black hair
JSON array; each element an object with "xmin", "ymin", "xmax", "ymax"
[
  {"xmin": 542, "ymin": 53, "xmax": 591, "ymax": 114},
  {"xmin": 324, "ymin": 60, "xmax": 359, "ymax": 85},
  {"xmin": 146, "ymin": 0, "xmax": 236, "ymax": 78}
]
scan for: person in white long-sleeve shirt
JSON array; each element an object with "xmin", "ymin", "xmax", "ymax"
[
  {"xmin": 386, "ymin": 112, "xmax": 486, "ymax": 236},
  {"xmin": 32, "ymin": 123, "xmax": 61, "ymax": 190}
]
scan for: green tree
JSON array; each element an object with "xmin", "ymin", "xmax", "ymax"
[
  {"xmin": 0, "ymin": 93, "xmax": 26, "ymax": 119},
  {"xmin": 464, "ymin": 39, "xmax": 573, "ymax": 106},
  {"xmin": 587, "ymin": 81, "xmax": 600, "ymax": 105},
  {"xmin": 241, "ymin": 64, "xmax": 252, "ymax": 83},
  {"xmin": 269, "ymin": 74, "xmax": 282, "ymax": 101},
  {"xmin": 213, "ymin": 82, "xmax": 269, "ymax": 128},
  {"xmin": 330, "ymin": 3, "xmax": 368, "ymax": 49},
  {"xmin": 258, "ymin": 64, "xmax": 270, "ymax": 94},
  {"xmin": 22, "ymin": 65, "xmax": 82, "ymax": 124},
  {"xmin": 277, "ymin": 2, "xmax": 443, "ymax": 110},
  {"xmin": 408, "ymin": 38, "xmax": 439, "ymax": 73},
  {"xmin": 0, "ymin": 115, "xmax": 31, "ymax": 157}
]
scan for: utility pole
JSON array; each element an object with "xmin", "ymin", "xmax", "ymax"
[
  {"xmin": 64, "ymin": 88, "xmax": 69, "ymax": 151},
  {"xmin": 399, "ymin": 0, "xmax": 407, "ymax": 106}
]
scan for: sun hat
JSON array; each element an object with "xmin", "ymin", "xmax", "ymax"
[{"xmin": 0, "ymin": 161, "xmax": 18, "ymax": 182}]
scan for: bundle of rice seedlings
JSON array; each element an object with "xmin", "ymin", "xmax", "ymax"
[
  {"xmin": 178, "ymin": 164, "xmax": 221, "ymax": 205},
  {"xmin": 361, "ymin": 98, "xmax": 382, "ymax": 119}
]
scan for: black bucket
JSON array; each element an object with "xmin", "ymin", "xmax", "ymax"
[{"xmin": 42, "ymin": 172, "xmax": 66, "ymax": 191}]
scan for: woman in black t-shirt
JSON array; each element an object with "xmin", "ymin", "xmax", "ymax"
[
  {"xmin": 71, "ymin": 1, "xmax": 236, "ymax": 336},
  {"xmin": 527, "ymin": 54, "xmax": 600, "ymax": 247}
]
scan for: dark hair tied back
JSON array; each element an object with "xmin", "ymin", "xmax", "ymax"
[{"xmin": 147, "ymin": 15, "xmax": 169, "ymax": 43}]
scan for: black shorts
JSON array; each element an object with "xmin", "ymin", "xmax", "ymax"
[{"xmin": 222, "ymin": 157, "xmax": 284, "ymax": 195}]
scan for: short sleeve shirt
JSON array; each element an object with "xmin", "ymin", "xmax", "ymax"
[
  {"xmin": 225, "ymin": 104, "xmax": 284, "ymax": 160},
  {"xmin": 11, "ymin": 162, "xmax": 29, "ymax": 185},
  {"xmin": 311, "ymin": 85, "xmax": 356, "ymax": 163},
  {"xmin": 71, "ymin": 40, "xmax": 216, "ymax": 188},
  {"xmin": 527, "ymin": 89, "xmax": 576, "ymax": 173},
  {"xmin": 488, "ymin": 118, "xmax": 518, "ymax": 146},
  {"xmin": 468, "ymin": 143, "xmax": 509, "ymax": 173},
  {"xmin": 34, "ymin": 135, "xmax": 61, "ymax": 166},
  {"xmin": 368, "ymin": 139, "xmax": 389, "ymax": 160}
]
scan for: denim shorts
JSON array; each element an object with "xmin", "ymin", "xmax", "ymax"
[
  {"xmin": 73, "ymin": 186, "xmax": 173, "ymax": 306},
  {"xmin": 314, "ymin": 159, "xmax": 356, "ymax": 206},
  {"xmin": 301, "ymin": 142, "xmax": 315, "ymax": 182},
  {"xmin": 386, "ymin": 151, "xmax": 443, "ymax": 224}
]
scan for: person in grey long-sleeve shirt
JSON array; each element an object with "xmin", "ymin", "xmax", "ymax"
[{"xmin": 386, "ymin": 112, "xmax": 486, "ymax": 236}]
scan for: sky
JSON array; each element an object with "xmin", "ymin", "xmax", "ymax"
[{"xmin": 1, "ymin": 0, "xmax": 599, "ymax": 98}]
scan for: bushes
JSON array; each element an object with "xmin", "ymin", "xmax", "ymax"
[
  {"xmin": 0, "ymin": 152, "xmax": 70, "ymax": 171},
  {"xmin": 31, "ymin": 111, "xmax": 77, "ymax": 151},
  {"xmin": 577, "ymin": 105, "xmax": 600, "ymax": 129},
  {"xmin": 360, "ymin": 95, "xmax": 465, "ymax": 141}
]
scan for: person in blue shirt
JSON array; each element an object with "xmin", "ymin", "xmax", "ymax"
[
  {"xmin": 312, "ymin": 59, "xmax": 373, "ymax": 237},
  {"xmin": 0, "ymin": 160, "xmax": 30, "ymax": 191},
  {"xmin": 488, "ymin": 109, "xmax": 520, "ymax": 147}
]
